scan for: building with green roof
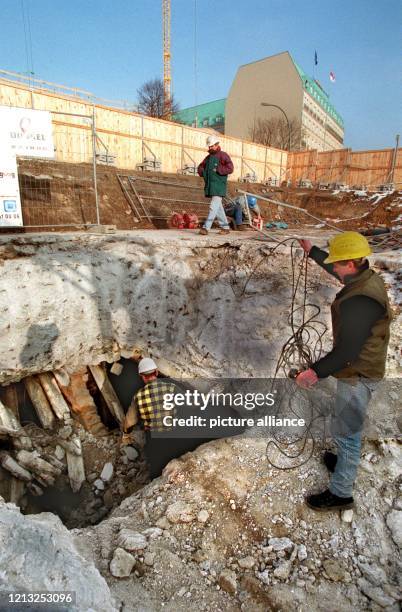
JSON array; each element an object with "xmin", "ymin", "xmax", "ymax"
[
  {"xmin": 174, "ymin": 98, "xmax": 225, "ymax": 133},
  {"xmin": 177, "ymin": 52, "xmax": 344, "ymax": 151}
]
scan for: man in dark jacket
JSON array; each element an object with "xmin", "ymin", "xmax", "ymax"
[
  {"xmin": 198, "ymin": 136, "xmax": 234, "ymax": 235},
  {"xmin": 296, "ymin": 231, "xmax": 392, "ymax": 511}
]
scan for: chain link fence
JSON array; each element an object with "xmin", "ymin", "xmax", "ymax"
[{"xmin": 16, "ymin": 110, "xmax": 100, "ymax": 229}]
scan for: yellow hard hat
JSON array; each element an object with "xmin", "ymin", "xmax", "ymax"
[{"xmin": 324, "ymin": 231, "xmax": 371, "ymax": 264}]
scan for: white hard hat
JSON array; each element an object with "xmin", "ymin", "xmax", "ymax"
[
  {"xmin": 206, "ymin": 135, "xmax": 219, "ymax": 147},
  {"xmin": 138, "ymin": 357, "xmax": 158, "ymax": 374}
]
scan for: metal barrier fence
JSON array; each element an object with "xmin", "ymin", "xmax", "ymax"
[{"xmin": 16, "ymin": 110, "xmax": 100, "ymax": 229}]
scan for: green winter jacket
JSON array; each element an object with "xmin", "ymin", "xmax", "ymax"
[{"xmin": 197, "ymin": 148, "xmax": 234, "ymax": 197}]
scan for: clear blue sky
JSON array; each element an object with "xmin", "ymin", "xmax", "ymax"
[{"xmin": 1, "ymin": 0, "xmax": 400, "ymax": 150}]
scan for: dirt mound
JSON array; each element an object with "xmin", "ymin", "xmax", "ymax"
[{"xmin": 9, "ymin": 159, "xmax": 400, "ymax": 234}]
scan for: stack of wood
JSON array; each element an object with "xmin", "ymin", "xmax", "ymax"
[{"xmin": 0, "ymin": 363, "xmax": 125, "ymax": 505}]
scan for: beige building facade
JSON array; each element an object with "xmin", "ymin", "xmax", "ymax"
[{"xmin": 225, "ymin": 51, "xmax": 344, "ymax": 151}]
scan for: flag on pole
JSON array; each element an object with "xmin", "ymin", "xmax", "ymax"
[
  {"xmin": 314, "ymin": 50, "xmax": 318, "ymax": 65},
  {"xmin": 329, "ymin": 71, "xmax": 336, "ymax": 83}
]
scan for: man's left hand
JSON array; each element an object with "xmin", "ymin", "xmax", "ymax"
[{"xmin": 295, "ymin": 368, "xmax": 318, "ymax": 389}]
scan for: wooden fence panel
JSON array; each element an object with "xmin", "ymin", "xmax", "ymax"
[{"xmin": 1, "ymin": 80, "xmax": 400, "ymax": 187}]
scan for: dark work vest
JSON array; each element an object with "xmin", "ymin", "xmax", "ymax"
[{"xmin": 331, "ymin": 268, "xmax": 392, "ymax": 379}]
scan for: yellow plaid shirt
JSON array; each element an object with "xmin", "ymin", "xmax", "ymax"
[{"xmin": 132, "ymin": 379, "xmax": 177, "ymax": 432}]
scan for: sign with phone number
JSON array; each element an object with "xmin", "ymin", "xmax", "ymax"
[{"xmin": 0, "ymin": 151, "xmax": 23, "ymax": 227}]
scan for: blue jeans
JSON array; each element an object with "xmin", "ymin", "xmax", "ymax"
[
  {"xmin": 204, "ymin": 196, "xmax": 230, "ymax": 230},
  {"xmin": 329, "ymin": 379, "xmax": 376, "ymax": 498},
  {"xmin": 225, "ymin": 202, "xmax": 243, "ymax": 226}
]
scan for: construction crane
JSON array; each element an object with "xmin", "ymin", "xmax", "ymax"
[{"xmin": 162, "ymin": 0, "xmax": 171, "ymax": 118}]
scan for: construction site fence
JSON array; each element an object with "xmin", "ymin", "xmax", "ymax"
[
  {"xmin": 0, "ymin": 78, "xmax": 287, "ymax": 184},
  {"xmin": 1, "ymin": 77, "xmax": 401, "ymax": 231},
  {"xmin": 14, "ymin": 110, "xmax": 99, "ymax": 229},
  {"xmin": 287, "ymin": 148, "xmax": 402, "ymax": 188}
]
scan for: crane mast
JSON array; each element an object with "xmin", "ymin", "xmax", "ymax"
[{"xmin": 162, "ymin": 0, "xmax": 171, "ymax": 118}]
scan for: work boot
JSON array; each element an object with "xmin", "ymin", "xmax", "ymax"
[
  {"xmin": 323, "ymin": 450, "xmax": 337, "ymax": 473},
  {"xmin": 306, "ymin": 489, "xmax": 354, "ymax": 512},
  {"xmin": 218, "ymin": 228, "xmax": 230, "ymax": 234},
  {"xmin": 237, "ymin": 224, "xmax": 249, "ymax": 231},
  {"xmin": 199, "ymin": 228, "xmax": 208, "ymax": 235}
]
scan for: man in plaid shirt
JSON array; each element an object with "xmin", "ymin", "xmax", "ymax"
[{"xmin": 123, "ymin": 357, "xmax": 191, "ymax": 478}]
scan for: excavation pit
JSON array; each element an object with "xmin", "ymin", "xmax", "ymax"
[{"xmin": 0, "ymin": 230, "xmax": 400, "ymax": 610}]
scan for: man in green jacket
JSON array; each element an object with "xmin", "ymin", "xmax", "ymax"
[
  {"xmin": 297, "ymin": 231, "xmax": 392, "ymax": 511},
  {"xmin": 198, "ymin": 136, "xmax": 234, "ymax": 235}
]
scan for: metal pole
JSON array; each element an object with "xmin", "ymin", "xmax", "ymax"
[
  {"xmin": 237, "ymin": 189, "xmax": 343, "ymax": 232},
  {"xmin": 261, "ymin": 103, "xmax": 291, "ymax": 151},
  {"xmin": 389, "ymin": 134, "xmax": 400, "ymax": 184},
  {"xmin": 91, "ymin": 105, "xmax": 100, "ymax": 225},
  {"xmin": 181, "ymin": 125, "xmax": 184, "ymax": 171}
]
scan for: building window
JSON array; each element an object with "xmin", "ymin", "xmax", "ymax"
[{"xmin": 203, "ymin": 118, "xmax": 209, "ymax": 127}]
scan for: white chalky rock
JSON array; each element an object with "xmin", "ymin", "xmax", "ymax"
[
  {"xmin": 144, "ymin": 552, "xmax": 155, "ymax": 566},
  {"xmin": 142, "ymin": 527, "xmax": 163, "ymax": 540},
  {"xmin": 109, "ymin": 547, "xmax": 135, "ymax": 578},
  {"xmin": 55, "ymin": 445, "xmax": 65, "ymax": 461},
  {"xmin": 273, "ymin": 560, "xmax": 292, "ymax": 580},
  {"xmin": 386, "ymin": 510, "xmax": 402, "ymax": 548},
  {"xmin": 118, "ymin": 529, "xmax": 148, "ymax": 552},
  {"xmin": 94, "ymin": 479, "xmax": 105, "ymax": 491},
  {"xmin": 100, "ymin": 462, "xmax": 114, "ymax": 482},
  {"xmin": 110, "ymin": 362, "xmax": 123, "ymax": 376},
  {"xmin": 257, "ymin": 570, "xmax": 270, "ymax": 585},
  {"xmin": 268, "ymin": 537, "xmax": 293, "ymax": 552},
  {"xmin": 297, "ymin": 544, "xmax": 308, "ymax": 561},
  {"xmin": 341, "ymin": 509, "xmax": 354, "ymax": 523},
  {"xmin": 197, "ymin": 510, "xmax": 209, "ymax": 523},
  {"xmin": 358, "ymin": 578, "xmax": 396, "ymax": 608},
  {"xmin": 357, "ymin": 561, "xmax": 387, "ymax": 585},
  {"xmin": 238, "ymin": 556, "xmax": 256, "ymax": 569},
  {"xmin": 123, "ymin": 446, "xmax": 139, "ymax": 461},
  {"xmin": 166, "ymin": 501, "xmax": 195, "ymax": 523}
]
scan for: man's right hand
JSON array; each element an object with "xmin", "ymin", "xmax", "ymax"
[{"xmin": 298, "ymin": 239, "xmax": 313, "ymax": 255}]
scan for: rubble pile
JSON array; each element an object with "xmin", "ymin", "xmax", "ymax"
[{"xmin": 74, "ymin": 435, "xmax": 401, "ymax": 610}]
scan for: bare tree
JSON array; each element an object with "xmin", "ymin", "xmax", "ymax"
[
  {"xmin": 137, "ymin": 78, "xmax": 180, "ymax": 119},
  {"xmin": 249, "ymin": 117, "xmax": 305, "ymax": 150}
]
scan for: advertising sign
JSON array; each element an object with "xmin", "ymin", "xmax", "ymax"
[
  {"xmin": 0, "ymin": 106, "xmax": 55, "ymax": 158},
  {"xmin": 0, "ymin": 151, "xmax": 23, "ymax": 227}
]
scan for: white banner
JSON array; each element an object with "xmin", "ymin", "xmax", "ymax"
[
  {"xmin": 0, "ymin": 106, "xmax": 54, "ymax": 158},
  {"xmin": 0, "ymin": 151, "xmax": 23, "ymax": 227}
]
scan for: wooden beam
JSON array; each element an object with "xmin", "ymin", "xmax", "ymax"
[
  {"xmin": 38, "ymin": 372, "xmax": 70, "ymax": 420},
  {"xmin": 0, "ymin": 399, "xmax": 20, "ymax": 431},
  {"xmin": 16, "ymin": 450, "xmax": 62, "ymax": 481},
  {"xmin": 9, "ymin": 477, "xmax": 25, "ymax": 505},
  {"xmin": 24, "ymin": 377, "xmax": 56, "ymax": 430},
  {"xmin": 89, "ymin": 365, "xmax": 125, "ymax": 425},
  {"xmin": 3, "ymin": 386, "xmax": 19, "ymax": 421},
  {"xmin": 0, "ymin": 452, "xmax": 32, "ymax": 482}
]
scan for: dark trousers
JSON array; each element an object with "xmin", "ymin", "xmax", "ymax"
[{"xmin": 145, "ymin": 434, "xmax": 209, "ymax": 479}]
